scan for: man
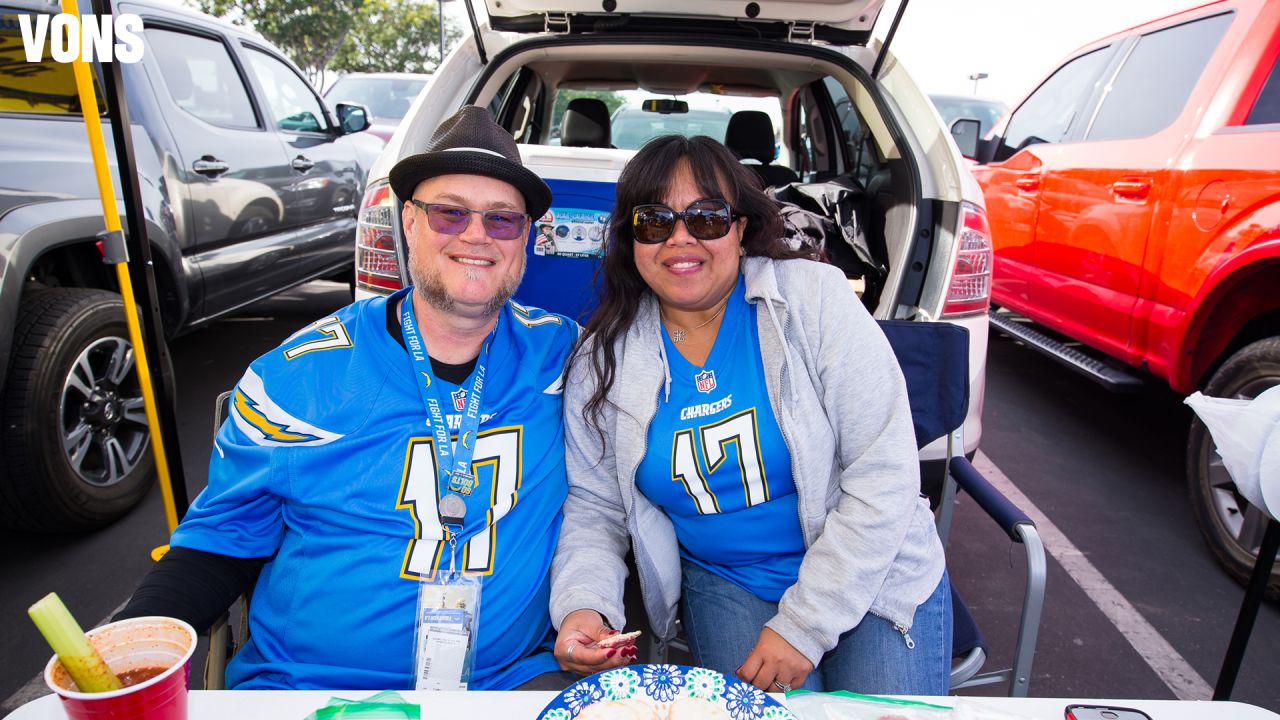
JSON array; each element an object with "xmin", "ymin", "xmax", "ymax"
[{"xmin": 117, "ymin": 106, "xmax": 581, "ymax": 690}]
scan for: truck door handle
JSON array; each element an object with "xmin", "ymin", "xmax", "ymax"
[
  {"xmin": 1112, "ymin": 177, "xmax": 1152, "ymax": 203},
  {"xmin": 1015, "ymin": 174, "xmax": 1041, "ymax": 194},
  {"xmin": 291, "ymin": 156, "xmax": 315, "ymax": 172},
  {"xmin": 192, "ymin": 156, "xmax": 230, "ymax": 176}
]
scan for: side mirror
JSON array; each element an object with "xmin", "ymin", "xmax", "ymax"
[
  {"xmin": 948, "ymin": 117, "xmax": 981, "ymax": 160},
  {"xmin": 336, "ymin": 102, "xmax": 371, "ymax": 134}
]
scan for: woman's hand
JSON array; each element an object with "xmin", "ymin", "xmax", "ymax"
[
  {"xmin": 554, "ymin": 609, "xmax": 638, "ymax": 676},
  {"xmin": 736, "ymin": 627, "xmax": 813, "ymax": 693}
]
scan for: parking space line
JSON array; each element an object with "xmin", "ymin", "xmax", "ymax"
[{"xmin": 974, "ymin": 452, "xmax": 1212, "ymax": 700}]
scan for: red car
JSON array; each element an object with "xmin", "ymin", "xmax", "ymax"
[{"xmin": 968, "ymin": 0, "xmax": 1280, "ymax": 595}]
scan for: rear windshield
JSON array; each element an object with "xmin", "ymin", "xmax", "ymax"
[{"xmin": 0, "ymin": 11, "xmax": 107, "ymax": 115}]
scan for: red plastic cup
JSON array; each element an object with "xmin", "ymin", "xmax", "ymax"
[{"xmin": 43, "ymin": 616, "xmax": 197, "ymax": 720}]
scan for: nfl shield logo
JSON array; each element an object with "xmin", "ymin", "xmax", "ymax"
[
  {"xmin": 451, "ymin": 388, "xmax": 467, "ymax": 411},
  {"xmin": 694, "ymin": 370, "xmax": 717, "ymax": 394}
]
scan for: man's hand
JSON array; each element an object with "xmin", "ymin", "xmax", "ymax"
[
  {"xmin": 736, "ymin": 627, "xmax": 813, "ymax": 692},
  {"xmin": 554, "ymin": 609, "xmax": 638, "ymax": 676}
]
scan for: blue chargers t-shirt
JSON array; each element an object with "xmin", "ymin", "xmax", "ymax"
[
  {"xmin": 172, "ymin": 288, "xmax": 578, "ymax": 690},
  {"xmin": 635, "ymin": 275, "xmax": 805, "ymax": 602}
]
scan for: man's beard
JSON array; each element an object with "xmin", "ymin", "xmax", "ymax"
[{"xmin": 409, "ymin": 259, "xmax": 524, "ymax": 317}]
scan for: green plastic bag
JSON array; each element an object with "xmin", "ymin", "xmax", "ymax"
[
  {"xmin": 304, "ymin": 690, "xmax": 420, "ymax": 720},
  {"xmin": 785, "ymin": 690, "xmax": 953, "ymax": 719}
]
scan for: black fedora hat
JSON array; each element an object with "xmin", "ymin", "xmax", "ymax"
[{"xmin": 389, "ymin": 105, "xmax": 552, "ymax": 220}]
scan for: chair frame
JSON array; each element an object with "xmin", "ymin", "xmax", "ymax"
[{"xmin": 937, "ymin": 423, "xmax": 1046, "ymax": 697}]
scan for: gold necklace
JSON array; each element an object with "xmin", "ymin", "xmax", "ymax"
[{"xmin": 662, "ymin": 295, "xmax": 730, "ymax": 344}]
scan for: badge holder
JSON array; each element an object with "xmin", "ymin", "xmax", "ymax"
[{"xmin": 413, "ymin": 494, "xmax": 482, "ymax": 691}]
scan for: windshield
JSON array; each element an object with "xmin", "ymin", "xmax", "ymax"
[
  {"xmin": 928, "ymin": 95, "xmax": 1008, "ymax": 138},
  {"xmin": 608, "ymin": 92, "xmax": 782, "ymax": 152},
  {"xmin": 326, "ymin": 76, "xmax": 428, "ymax": 120}
]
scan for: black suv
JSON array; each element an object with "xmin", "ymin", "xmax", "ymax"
[{"xmin": 0, "ymin": 0, "xmax": 382, "ymax": 531}]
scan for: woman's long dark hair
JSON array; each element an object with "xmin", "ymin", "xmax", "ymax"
[{"xmin": 572, "ymin": 135, "xmax": 813, "ymax": 437}]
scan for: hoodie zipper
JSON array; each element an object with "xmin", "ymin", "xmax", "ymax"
[
  {"xmin": 765, "ymin": 300, "xmax": 810, "ymax": 549},
  {"xmin": 628, "ymin": 380, "xmax": 666, "ymax": 647},
  {"xmin": 894, "ymin": 623, "xmax": 916, "ymax": 649}
]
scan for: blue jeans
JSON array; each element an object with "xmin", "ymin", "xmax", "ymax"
[{"xmin": 679, "ymin": 560, "xmax": 952, "ymax": 694}]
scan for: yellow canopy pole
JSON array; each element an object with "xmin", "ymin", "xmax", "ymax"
[{"xmin": 62, "ymin": 0, "xmax": 180, "ymax": 534}]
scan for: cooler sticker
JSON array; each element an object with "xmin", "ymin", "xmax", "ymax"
[{"xmin": 534, "ymin": 208, "xmax": 609, "ymax": 258}]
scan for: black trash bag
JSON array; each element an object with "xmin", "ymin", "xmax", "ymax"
[{"xmin": 769, "ymin": 179, "xmax": 888, "ymax": 305}]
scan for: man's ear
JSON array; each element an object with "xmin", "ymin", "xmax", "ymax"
[{"xmin": 402, "ymin": 200, "xmax": 416, "ymax": 233}]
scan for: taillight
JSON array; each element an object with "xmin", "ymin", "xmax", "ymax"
[
  {"xmin": 355, "ymin": 182, "xmax": 403, "ymax": 294},
  {"xmin": 942, "ymin": 201, "xmax": 992, "ymax": 317}
]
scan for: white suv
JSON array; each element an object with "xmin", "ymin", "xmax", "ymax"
[{"xmin": 354, "ymin": 0, "xmax": 991, "ymax": 474}]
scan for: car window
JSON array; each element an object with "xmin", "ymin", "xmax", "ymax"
[
  {"xmin": 326, "ymin": 77, "xmax": 427, "ymax": 120},
  {"xmin": 0, "ymin": 11, "xmax": 108, "ymax": 115},
  {"xmin": 243, "ymin": 47, "xmax": 327, "ymax": 133},
  {"xmin": 824, "ymin": 77, "xmax": 863, "ymax": 140},
  {"xmin": 1087, "ymin": 13, "xmax": 1233, "ymax": 142},
  {"xmin": 1245, "ymin": 49, "xmax": 1280, "ymax": 126},
  {"xmin": 998, "ymin": 47, "xmax": 1110, "ymax": 160},
  {"xmin": 795, "ymin": 84, "xmax": 835, "ymax": 179},
  {"xmin": 148, "ymin": 29, "xmax": 257, "ymax": 129},
  {"xmin": 824, "ymin": 76, "xmax": 876, "ymax": 185},
  {"xmin": 929, "ymin": 96, "xmax": 1007, "ymax": 138}
]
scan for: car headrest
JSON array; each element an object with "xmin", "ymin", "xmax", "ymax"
[
  {"xmin": 562, "ymin": 98, "xmax": 612, "ymax": 148},
  {"xmin": 725, "ymin": 110, "xmax": 776, "ymax": 164}
]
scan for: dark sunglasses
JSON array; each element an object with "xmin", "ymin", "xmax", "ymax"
[
  {"xmin": 410, "ymin": 199, "xmax": 530, "ymax": 241},
  {"xmin": 631, "ymin": 199, "xmax": 743, "ymax": 244}
]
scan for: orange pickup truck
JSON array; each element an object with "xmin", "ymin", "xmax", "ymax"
[{"xmin": 966, "ymin": 0, "xmax": 1280, "ymax": 596}]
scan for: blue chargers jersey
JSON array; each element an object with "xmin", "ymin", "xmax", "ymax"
[
  {"xmin": 635, "ymin": 276, "xmax": 805, "ymax": 602},
  {"xmin": 172, "ymin": 287, "xmax": 579, "ymax": 690}
]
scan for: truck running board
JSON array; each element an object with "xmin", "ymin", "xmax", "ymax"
[{"xmin": 989, "ymin": 311, "xmax": 1143, "ymax": 393}]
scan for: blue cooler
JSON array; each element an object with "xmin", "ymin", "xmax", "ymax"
[{"xmin": 516, "ymin": 146, "xmax": 635, "ymax": 324}]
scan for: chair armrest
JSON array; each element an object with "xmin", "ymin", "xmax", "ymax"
[{"xmin": 949, "ymin": 456, "xmax": 1033, "ymax": 542}]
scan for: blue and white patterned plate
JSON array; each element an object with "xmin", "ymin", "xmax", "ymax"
[{"xmin": 538, "ymin": 664, "xmax": 795, "ymax": 720}]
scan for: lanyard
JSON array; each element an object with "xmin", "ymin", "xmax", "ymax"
[{"xmin": 399, "ymin": 292, "xmax": 494, "ymax": 565}]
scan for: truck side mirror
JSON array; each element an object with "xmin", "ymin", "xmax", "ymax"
[
  {"xmin": 336, "ymin": 103, "xmax": 371, "ymax": 134},
  {"xmin": 949, "ymin": 117, "xmax": 981, "ymax": 160}
]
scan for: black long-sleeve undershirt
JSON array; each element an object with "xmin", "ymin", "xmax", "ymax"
[{"xmin": 117, "ymin": 300, "xmax": 477, "ymax": 628}]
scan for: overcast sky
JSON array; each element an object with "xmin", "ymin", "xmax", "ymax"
[{"xmin": 446, "ymin": 0, "xmax": 1205, "ymax": 104}]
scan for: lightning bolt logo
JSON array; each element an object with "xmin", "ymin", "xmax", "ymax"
[
  {"xmin": 420, "ymin": 372, "xmax": 432, "ymax": 389},
  {"xmin": 234, "ymin": 389, "xmax": 321, "ymax": 443},
  {"xmin": 461, "ymin": 431, "xmax": 473, "ymax": 449}
]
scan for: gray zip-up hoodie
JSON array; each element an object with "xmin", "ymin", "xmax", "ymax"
[{"xmin": 550, "ymin": 257, "xmax": 945, "ymax": 666}]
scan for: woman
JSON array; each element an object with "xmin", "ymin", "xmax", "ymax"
[{"xmin": 550, "ymin": 136, "xmax": 951, "ymax": 694}]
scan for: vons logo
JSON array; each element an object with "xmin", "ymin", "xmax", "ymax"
[{"xmin": 19, "ymin": 13, "xmax": 144, "ymax": 64}]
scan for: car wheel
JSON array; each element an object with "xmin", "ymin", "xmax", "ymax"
[
  {"xmin": 0, "ymin": 288, "xmax": 154, "ymax": 532},
  {"xmin": 1186, "ymin": 336, "xmax": 1280, "ymax": 600}
]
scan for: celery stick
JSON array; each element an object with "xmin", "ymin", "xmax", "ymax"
[{"xmin": 28, "ymin": 593, "xmax": 122, "ymax": 692}]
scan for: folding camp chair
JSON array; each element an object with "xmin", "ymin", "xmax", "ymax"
[
  {"xmin": 650, "ymin": 321, "xmax": 1046, "ymax": 697},
  {"xmin": 878, "ymin": 320, "xmax": 1046, "ymax": 697},
  {"xmin": 204, "ymin": 389, "xmax": 253, "ymax": 690}
]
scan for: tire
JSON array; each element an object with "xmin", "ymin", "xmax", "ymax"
[
  {"xmin": 0, "ymin": 288, "xmax": 154, "ymax": 532},
  {"xmin": 1186, "ymin": 336, "xmax": 1280, "ymax": 601}
]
